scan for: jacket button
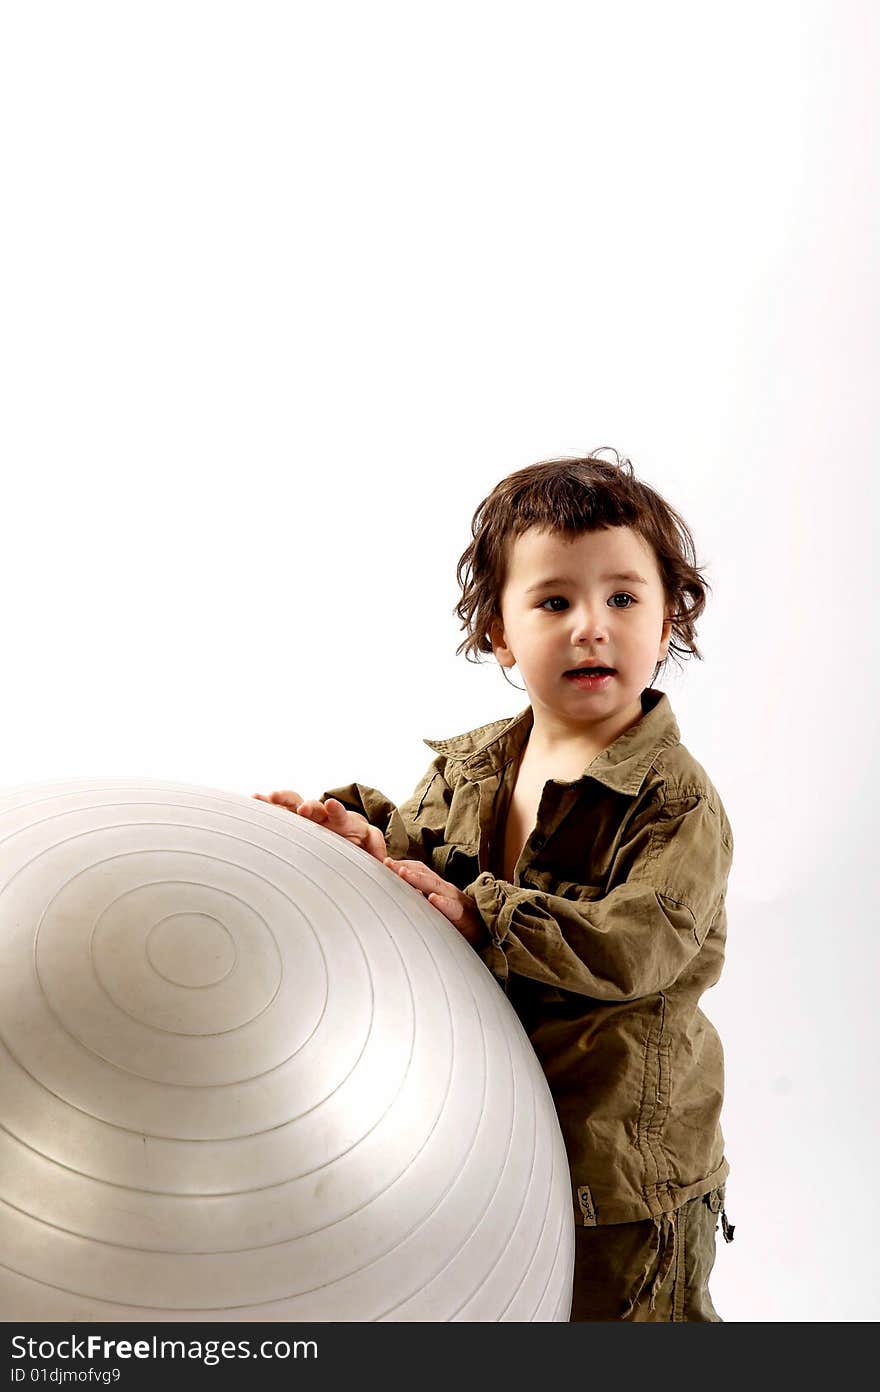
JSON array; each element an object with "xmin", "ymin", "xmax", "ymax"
[{"xmin": 532, "ymin": 834, "xmax": 545, "ymax": 851}]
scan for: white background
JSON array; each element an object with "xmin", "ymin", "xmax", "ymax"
[{"xmin": 2, "ymin": 1, "xmax": 877, "ymax": 1322}]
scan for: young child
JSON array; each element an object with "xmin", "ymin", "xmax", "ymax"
[{"xmin": 255, "ymin": 454, "xmax": 735, "ymax": 1322}]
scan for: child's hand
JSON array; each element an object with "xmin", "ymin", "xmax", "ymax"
[
  {"xmin": 253, "ymin": 790, "xmax": 304, "ymax": 812},
  {"xmin": 383, "ymin": 857, "xmax": 487, "ymax": 948},
  {"xmin": 253, "ymin": 791, "xmax": 388, "ymax": 864}
]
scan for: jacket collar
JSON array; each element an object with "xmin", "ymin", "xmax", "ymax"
[{"xmin": 423, "ymin": 687, "xmax": 681, "ymax": 797}]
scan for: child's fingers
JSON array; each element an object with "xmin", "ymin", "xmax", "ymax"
[
  {"xmin": 324, "ymin": 805, "xmax": 387, "ymax": 861},
  {"xmin": 253, "ymin": 790, "xmax": 303, "ymax": 810},
  {"xmin": 386, "ymin": 857, "xmax": 423, "ymax": 880},
  {"xmin": 387, "ymin": 858, "xmax": 447, "ymax": 897},
  {"xmin": 256, "ymin": 797, "xmax": 386, "ymax": 862},
  {"xmin": 320, "ymin": 800, "xmax": 360, "ymax": 834},
  {"xmin": 321, "ymin": 800, "xmax": 373, "ymax": 842},
  {"xmin": 428, "ymin": 891, "xmax": 462, "ymax": 922}
]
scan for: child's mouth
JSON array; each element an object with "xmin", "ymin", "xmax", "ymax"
[{"xmin": 564, "ymin": 667, "xmax": 616, "ymax": 689}]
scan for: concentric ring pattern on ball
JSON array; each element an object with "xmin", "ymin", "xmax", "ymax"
[{"xmin": 0, "ymin": 779, "xmax": 575, "ymax": 1321}]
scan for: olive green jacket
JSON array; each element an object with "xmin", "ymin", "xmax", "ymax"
[{"xmin": 322, "ymin": 688, "xmax": 733, "ymax": 1227}]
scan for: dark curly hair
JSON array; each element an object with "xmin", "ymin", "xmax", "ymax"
[{"xmin": 454, "ymin": 451, "xmax": 710, "ymax": 683}]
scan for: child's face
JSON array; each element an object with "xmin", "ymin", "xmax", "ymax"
[{"xmin": 489, "ymin": 525, "xmax": 672, "ymax": 736}]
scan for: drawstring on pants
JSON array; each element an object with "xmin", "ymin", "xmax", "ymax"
[
  {"xmin": 622, "ymin": 1212, "xmax": 677, "ymax": 1318},
  {"xmin": 648, "ymin": 1212, "xmax": 677, "ymax": 1311}
]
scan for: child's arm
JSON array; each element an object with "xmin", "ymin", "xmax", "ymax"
[
  {"xmin": 465, "ymin": 791, "xmax": 733, "ymax": 1000},
  {"xmin": 257, "ymin": 771, "xmax": 487, "ymax": 947},
  {"xmin": 255, "ymin": 756, "xmax": 455, "ymax": 868},
  {"xmin": 316, "ymin": 756, "xmax": 454, "ymax": 867}
]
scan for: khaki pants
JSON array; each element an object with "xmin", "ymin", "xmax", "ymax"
[{"xmin": 570, "ymin": 1186, "xmax": 734, "ymax": 1322}]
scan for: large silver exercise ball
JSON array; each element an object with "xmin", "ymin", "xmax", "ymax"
[{"xmin": 0, "ymin": 778, "xmax": 574, "ymax": 1321}]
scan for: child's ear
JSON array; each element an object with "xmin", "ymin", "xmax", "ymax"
[
  {"xmin": 658, "ymin": 611, "xmax": 673, "ymax": 661},
  {"xmin": 489, "ymin": 616, "xmax": 515, "ymax": 669}
]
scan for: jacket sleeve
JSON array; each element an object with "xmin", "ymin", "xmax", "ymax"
[
  {"xmin": 319, "ymin": 756, "xmax": 454, "ymax": 867},
  {"xmin": 467, "ymin": 790, "xmax": 732, "ymax": 1001}
]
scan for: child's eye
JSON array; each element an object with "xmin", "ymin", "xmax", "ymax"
[{"xmin": 539, "ymin": 593, "xmax": 636, "ymax": 612}]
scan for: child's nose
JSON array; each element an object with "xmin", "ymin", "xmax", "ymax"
[{"xmin": 570, "ymin": 604, "xmax": 609, "ymax": 643}]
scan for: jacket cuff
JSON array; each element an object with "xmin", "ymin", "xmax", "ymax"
[
  {"xmin": 382, "ymin": 807, "xmax": 416, "ymax": 861},
  {"xmin": 466, "ymin": 871, "xmax": 514, "ymax": 988}
]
